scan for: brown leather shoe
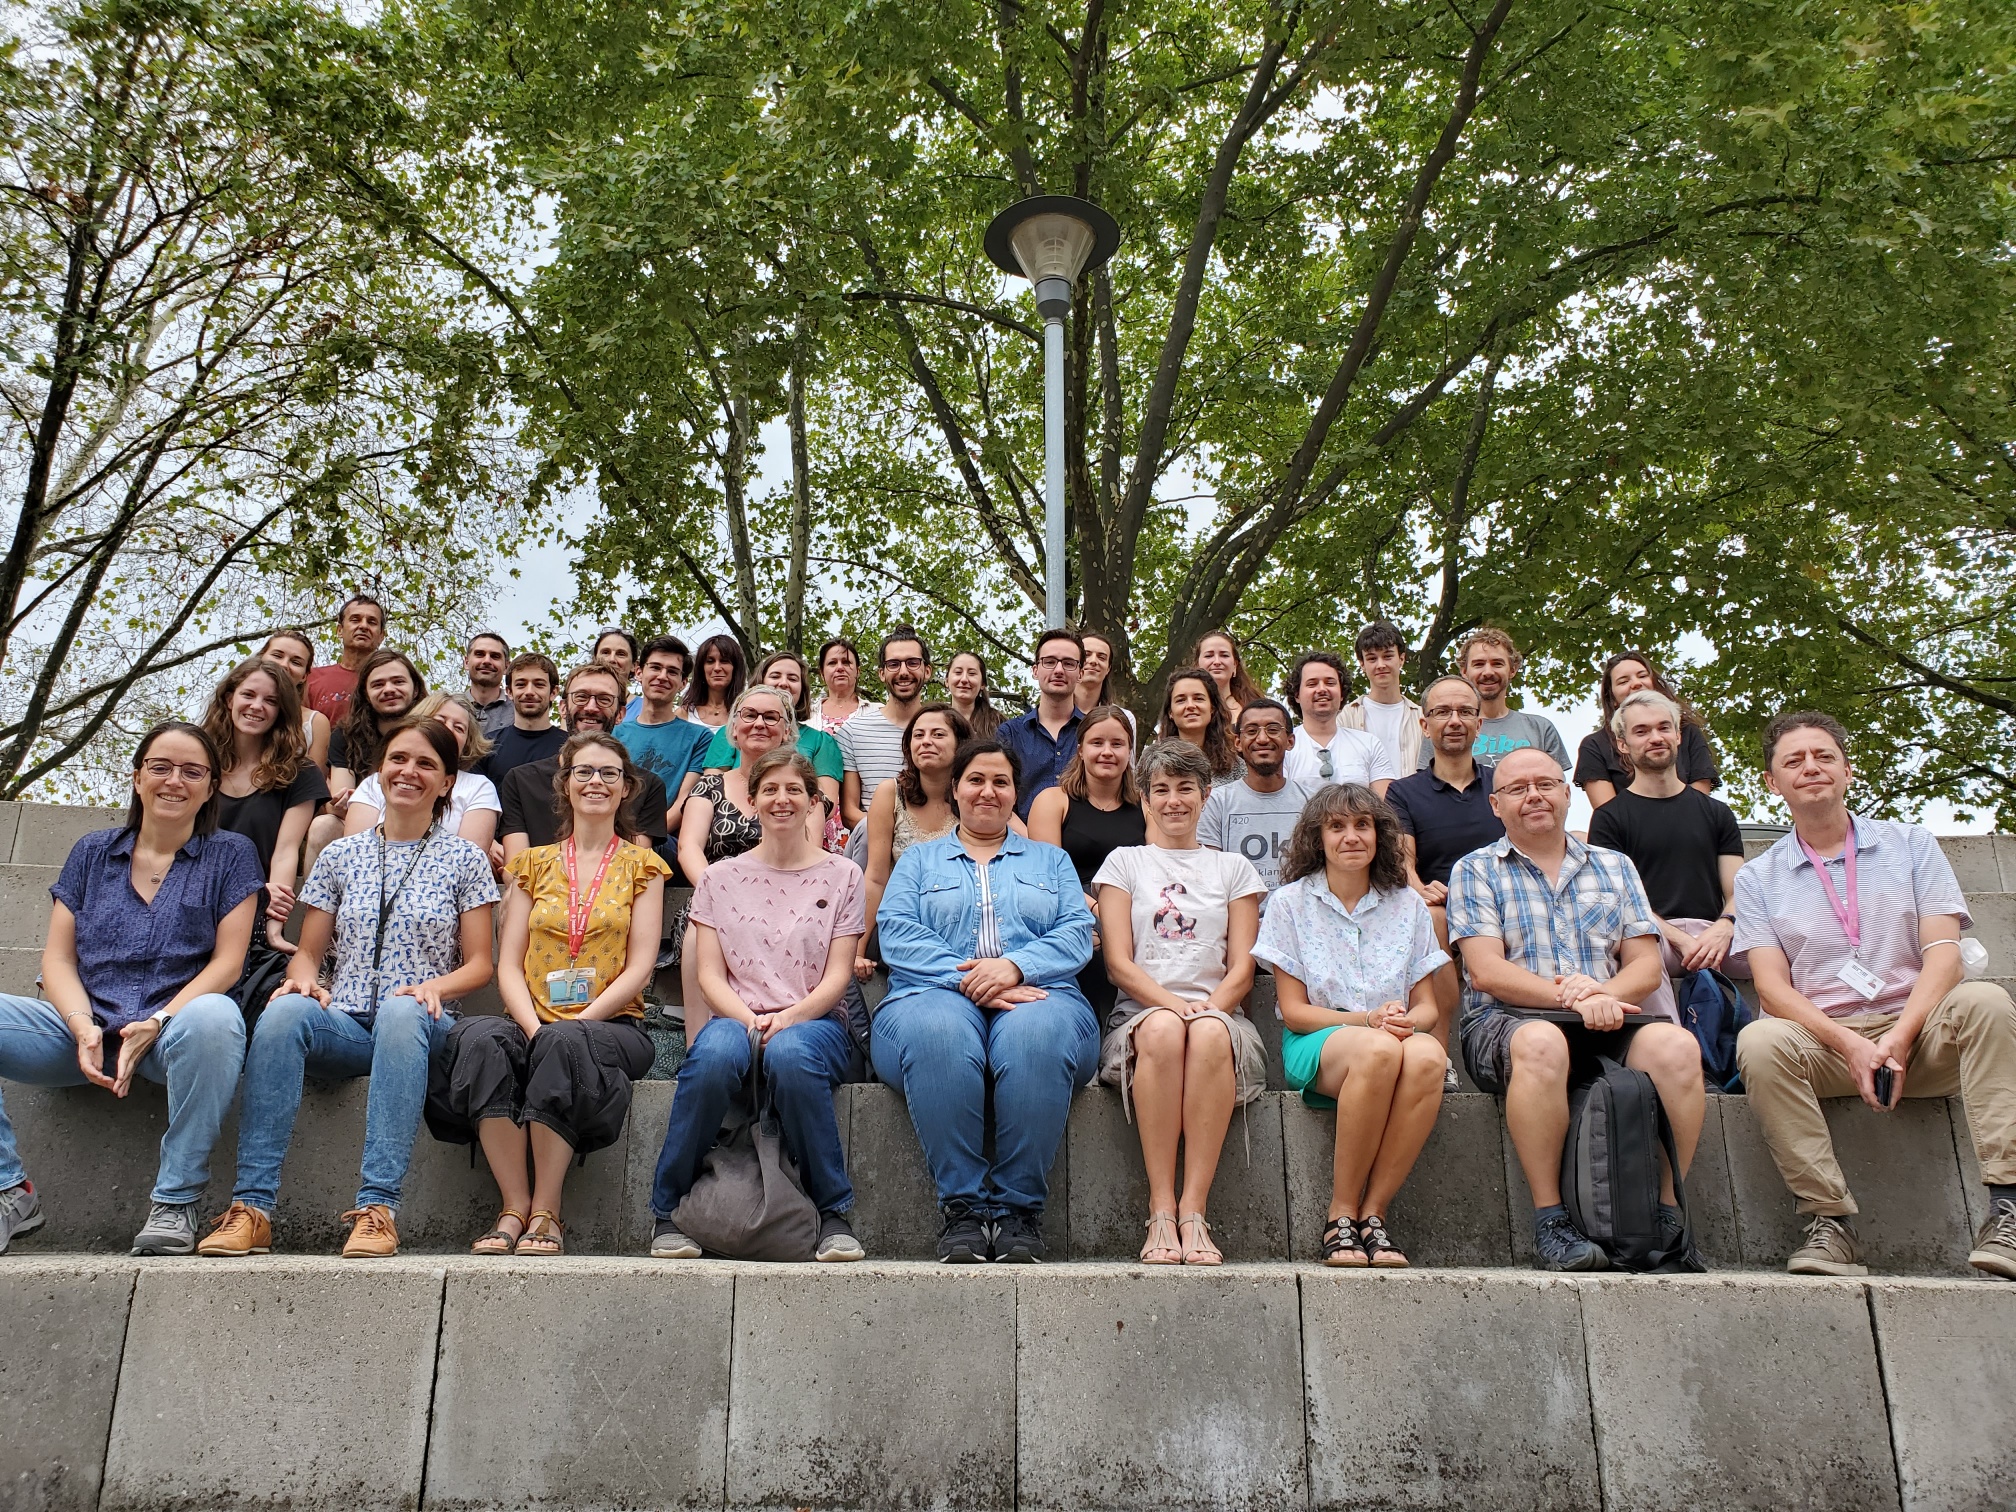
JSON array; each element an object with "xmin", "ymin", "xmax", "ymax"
[
  {"xmin": 196, "ymin": 1202, "xmax": 272, "ymax": 1257},
  {"xmin": 341, "ymin": 1205, "xmax": 399, "ymax": 1258}
]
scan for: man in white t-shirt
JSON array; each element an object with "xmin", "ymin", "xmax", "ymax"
[
  {"xmin": 1339, "ymin": 620, "xmax": 1422, "ymax": 778},
  {"xmin": 839, "ymin": 625, "xmax": 932, "ymax": 829},
  {"xmin": 1281, "ymin": 650, "xmax": 1398, "ymax": 794}
]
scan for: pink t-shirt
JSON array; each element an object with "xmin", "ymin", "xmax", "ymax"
[{"xmin": 688, "ymin": 852, "xmax": 867, "ymax": 1019}]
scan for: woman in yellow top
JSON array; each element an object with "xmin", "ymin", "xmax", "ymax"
[{"xmin": 428, "ymin": 732, "xmax": 669, "ymax": 1256}]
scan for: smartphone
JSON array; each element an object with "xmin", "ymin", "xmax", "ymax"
[{"xmin": 1874, "ymin": 1065, "xmax": 1896, "ymax": 1110}]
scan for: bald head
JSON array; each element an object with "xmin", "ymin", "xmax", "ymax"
[{"xmin": 1489, "ymin": 745, "xmax": 1569, "ymax": 843}]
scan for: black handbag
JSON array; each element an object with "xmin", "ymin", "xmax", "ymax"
[
  {"xmin": 670, "ymin": 1025, "xmax": 820, "ymax": 1260},
  {"xmin": 228, "ymin": 936, "xmax": 294, "ymax": 1029}
]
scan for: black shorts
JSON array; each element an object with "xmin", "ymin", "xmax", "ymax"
[{"xmin": 1460, "ymin": 1009, "xmax": 1655, "ymax": 1095}]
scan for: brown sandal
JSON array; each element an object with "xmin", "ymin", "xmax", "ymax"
[
  {"xmin": 1179, "ymin": 1213, "xmax": 1222, "ymax": 1267},
  {"xmin": 1140, "ymin": 1212, "xmax": 1182, "ymax": 1265},
  {"xmin": 470, "ymin": 1209, "xmax": 527, "ymax": 1256},
  {"xmin": 516, "ymin": 1210, "xmax": 565, "ymax": 1257}
]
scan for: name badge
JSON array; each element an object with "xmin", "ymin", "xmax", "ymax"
[
  {"xmin": 546, "ymin": 967, "xmax": 596, "ymax": 1008},
  {"xmin": 1837, "ymin": 958, "xmax": 1885, "ymax": 1001}
]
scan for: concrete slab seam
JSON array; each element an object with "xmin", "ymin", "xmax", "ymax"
[
  {"xmin": 1861, "ymin": 1284, "xmax": 1908, "ymax": 1512},
  {"xmin": 1294, "ymin": 1272, "xmax": 1314, "ymax": 1512},
  {"xmin": 416, "ymin": 1268, "xmax": 448, "ymax": 1512},
  {"xmin": 1575, "ymin": 1285, "xmax": 1611, "ymax": 1512},
  {"xmin": 721, "ymin": 1271, "xmax": 737, "ymax": 1512},
  {"xmin": 94, "ymin": 1266, "xmax": 140, "ymax": 1512}
]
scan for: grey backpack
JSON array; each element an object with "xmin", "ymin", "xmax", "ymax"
[{"xmin": 671, "ymin": 1026, "xmax": 820, "ymax": 1261}]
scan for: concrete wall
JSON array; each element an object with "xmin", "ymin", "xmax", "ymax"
[{"xmin": 4, "ymin": 1256, "xmax": 2012, "ymax": 1512}]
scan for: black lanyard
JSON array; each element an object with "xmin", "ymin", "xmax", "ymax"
[{"xmin": 371, "ymin": 824, "xmax": 436, "ymax": 989}]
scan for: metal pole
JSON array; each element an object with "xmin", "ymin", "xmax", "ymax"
[{"xmin": 1044, "ymin": 313, "xmax": 1066, "ymax": 628}]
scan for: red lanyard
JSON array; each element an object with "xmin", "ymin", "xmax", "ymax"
[
  {"xmin": 1796, "ymin": 818, "xmax": 1860, "ymax": 950},
  {"xmin": 563, "ymin": 836, "xmax": 621, "ymax": 963}
]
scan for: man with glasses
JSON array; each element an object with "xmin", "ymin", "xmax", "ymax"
[
  {"xmin": 838, "ymin": 626, "xmax": 933, "ymax": 831},
  {"xmin": 999, "ymin": 628, "xmax": 1088, "ymax": 820},
  {"xmin": 1281, "ymin": 650, "xmax": 1396, "ymax": 794},
  {"xmin": 1199, "ymin": 699, "xmax": 1311, "ymax": 900},
  {"xmin": 1446, "ymin": 746, "xmax": 1705, "ymax": 1271},
  {"xmin": 499, "ymin": 664, "xmax": 671, "ymax": 860},
  {"xmin": 1417, "ymin": 628, "xmax": 1568, "ymax": 769}
]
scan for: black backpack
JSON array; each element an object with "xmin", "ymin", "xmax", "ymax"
[
  {"xmin": 1561, "ymin": 1056, "xmax": 1704, "ymax": 1273},
  {"xmin": 1676, "ymin": 967, "xmax": 1751, "ymax": 1091}
]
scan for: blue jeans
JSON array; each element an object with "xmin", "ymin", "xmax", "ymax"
[
  {"xmin": 0, "ymin": 991, "xmax": 244, "ymax": 1204},
  {"xmin": 234, "ymin": 991, "xmax": 451, "ymax": 1212},
  {"xmin": 651, "ymin": 1015, "xmax": 854, "ymax": 1218},
  {"xmin": 870, "ymin": 986, "xmax": 1099, "ymax": 1217}
]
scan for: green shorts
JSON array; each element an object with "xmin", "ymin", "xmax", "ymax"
[{"xmin": 1280, "ymin": 1025, "xmax": 1342, "ymax": 1109}]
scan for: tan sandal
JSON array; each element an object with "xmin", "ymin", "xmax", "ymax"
[
  {"xmin": 470, "ymin": 1209, "xmax": 527, "ymax": 1256},
  {"xmin": 1140, "ymin": 1211, "xmax": 1182, "ymax": 1265},
  {"xmin": 1179, "ymin": 1212, "xmax": 1222, "ymax": 1267},
  {"xmin": 516, "ymin": 1209, "xmax": 565, "ymax": 1257}
]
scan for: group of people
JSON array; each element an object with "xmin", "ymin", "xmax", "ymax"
[{"xmin": 0, "ymin": 602, "xmax": 2011, "ymax": 1286}]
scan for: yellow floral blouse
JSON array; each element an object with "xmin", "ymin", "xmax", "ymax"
[{"xmin": 505, "ymin": 840, "xmax": 672, "ymax": 1021}]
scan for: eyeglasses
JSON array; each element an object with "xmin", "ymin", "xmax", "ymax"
[
  {"xmin": 570, "ymin": 693, "xmax": 619, "ymax": 709},
  {"xmin": 738, "ymin": 709, "xmax": 786, "ymax": 726},
  {"xmin": 880, "ymin": 657, "xmax": 926, "ymax": 671},
  {"xmin": 1497, "ymin": 778, "xmax": 1566, "ymax": 799},
  {"xmin": 1035, "ymin": 656, "xmax": 1083, "ymax": 672},
  {"xmin": 567, "ymin": 765, "xmax": 625, "ymax": 784},
  {"xmin": 140, "ymin": 759, "xmax": 212, "ymax": 782},
  {"xmin": 1424, "ymin": 705, "xmax": 1482, "ymax": 721}
]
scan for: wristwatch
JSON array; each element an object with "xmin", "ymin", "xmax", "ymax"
[
  {"xmin": 148, "ymin": 1008, "xmax": 173, "ymax": 1028},
  {"xmin": 1717, "ymin": 912, "xmax": 1736, "ymax": 923}
]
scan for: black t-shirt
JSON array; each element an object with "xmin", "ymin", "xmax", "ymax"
[
  {"xmin": 217, "ymin": 764, "xmax": 330, "ymax": 909},
  {"xmin": 499, "ymin": 756, "xmax": 670, "ymax": 848},
  {"xmin": 485, "ymin": 724, "xmax": 568, "ymax": 781},
  {"xmin": 1586, "ymin": 786, "xmax": 1743, "ymax": 921},
  {"xmin": 1574, "ymin": 724, "xmax": 1719, "ymax": 791}
]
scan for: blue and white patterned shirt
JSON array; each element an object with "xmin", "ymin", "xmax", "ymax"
[
  {"xmin": 299, "ymin": 827, "xmax": 499, "ymax": 1016},
  {"xmin": 1445, "ymin": 835, "xmax": 1659, "ymax": 1029},
  {"xmin": 1252, "ymin": 875, "xmax": 1447, "ymax": 1021}
]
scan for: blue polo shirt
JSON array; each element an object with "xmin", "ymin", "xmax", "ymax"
[
  {"xmin": 997, "ymin": 706, "xmax": 1084, "ymax": 819},
  {"xmin": 1383, "ymin": 761, "xmax": 1503, "ymax": 888},
  {"xmin": 49, "ymin": 827, "xmax": 265, "ymax": 1031}
]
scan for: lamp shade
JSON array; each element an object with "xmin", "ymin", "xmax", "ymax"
[{"xmin": 984, "ymin": 196, "xmax": 1121, "ymax": 313}]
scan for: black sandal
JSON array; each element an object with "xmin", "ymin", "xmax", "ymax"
[
  {"xmin": 1357, "ymin": 1214, "xmax": 1409, "ymax": 1268},
  {"xmin": 1321, "ymin": 1216, "xmax": 1369, "ymax": 1268}
]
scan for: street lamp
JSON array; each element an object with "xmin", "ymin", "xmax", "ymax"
[{"xmin": 985, "ymin": 195, "xmax": 1121, "ymax": 628}]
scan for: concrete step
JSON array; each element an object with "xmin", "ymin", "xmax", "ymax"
[
  {"xmin": 1, "ymin": 1078, "xmax": 1998, "ymax": 1277},
  {"xmin": 2, "ymin": 1255, "xmax": 2010, "ymax": 1512},
  {"xmin": 0, "ymin": 800, "xmax": 123, "ymax": 866}
]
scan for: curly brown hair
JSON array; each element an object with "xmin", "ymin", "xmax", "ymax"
[
  {"xmin": 1156, "ymin": 669, "xmax": 1239, "ymax": 780},
  {"xmin": 201, "ymin": 657, "xmax": 307, "ymax": 792},
  {"xmin": 1279, "ymin": 783, "xmax": 1407, "ymax": 893}
]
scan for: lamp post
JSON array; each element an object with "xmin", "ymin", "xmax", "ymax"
[{"xmin": 984, "ymin": 196, "xmax": 1121, "ymax": 628}]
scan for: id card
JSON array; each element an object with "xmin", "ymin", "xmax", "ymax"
[
  {"xmin": 546, "ymin": 966, "xmax": 596, "ymax": 1008},
  {"xmin": 1837, "ymin": 958, "xmax": 1885, "ymax": 1001}
]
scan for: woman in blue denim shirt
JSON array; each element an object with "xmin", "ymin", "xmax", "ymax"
[{"xmin": 870, "ymin": 739, "xmax": 1098, "ymax": 1263}]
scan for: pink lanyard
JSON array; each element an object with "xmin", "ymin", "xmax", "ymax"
[{"xmin": 1796, "ymin": 819, "xmax": 1860, "ymax": 950}]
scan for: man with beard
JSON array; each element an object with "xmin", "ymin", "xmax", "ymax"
[
  {"xmin": 1419, "ymin": 629, "xmax": 1568, "ymax": 769},
  {"xmin": 1199, "ymin": 699, "xmax": 1311, "ymax": 902},
  {"xmin": 1281, "ymin": 651, "xmax": 1396, "ymax": 794},
  {"xmin": 1588, "ymin": 689, "xmax": 1746, "ymax": 979},
  {"xmin": 839, "ymin": 626, "xmax": 934, "ymax": 830},
  {"xmin": 998, "ymin": 628, "xmax": 1088, "ymax": 820},
  {"xmin": 498, "ymin": 663, "xmax": 671, "ymax": 859}
]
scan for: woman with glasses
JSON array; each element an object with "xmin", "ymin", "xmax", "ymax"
[
  {"xmin": 1156, "ymin": 668, "xmax": 1242, "ymax": 786},
  {"xmin": 0, "ymin": 723, "xmax": 263, "ymax": 1257},
  {"xmin": 344, "ymin": 692, "xmax": 502, "ymax": 852},
  {"xmin": 200, "ymin": 716, "xmax": 497, "ymax": 1259},
  {"xmin": 675, "ymin": 685, "xmax": 796, "ymax": 1029},
  {"xmin": 697, "ymin": 652, "xmax": 845, "ymax": 837},
  {"xmin": 944, "ymin": 652, "xmax": 1003, "ymax": 739},
  {"xmin": 430, "ymin": 732, "xmax": 670, "ymax": 1256},
  {"xmin": 681, "ymin": 634, "xmax": 747, "ymax": 729}
]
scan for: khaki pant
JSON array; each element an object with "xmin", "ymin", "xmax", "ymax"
[{"xmin": 1735, "ymin": 981, "xmax": 2016, "ymax": 1215}]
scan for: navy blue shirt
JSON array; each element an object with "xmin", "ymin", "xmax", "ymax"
[
  {"xmin": 482, "ymin": 724, "xmax": 567, "ymax": 782},
  {"xmin": 1384, "ymin": 761, "xmax": 1505, "ymax": 888},
  {"xmin": 49, "ymin": 827, "xmax": 265, "ymax": 1031},
  {"xmin": 997, "ymin": 706, "xmax": 1084, "ymax": 820}
]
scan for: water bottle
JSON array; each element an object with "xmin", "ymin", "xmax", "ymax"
[{"xmin": 1959, "ymin": 938, "xmax": 1990, "ymax": 979}]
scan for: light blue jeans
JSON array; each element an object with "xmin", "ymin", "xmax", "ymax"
[
  {"xmin": 233, "ymin": 991, "xmax": 451, "ymax": 1212},
  {"xmin": 0, "ymin": 991, "xmax": 244, "ymax": 1204}
]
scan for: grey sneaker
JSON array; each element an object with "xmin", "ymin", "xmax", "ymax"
[
  {"xmin": 815, "ymin": 1212, "xmax": 865, "ymax": 1263},
  {"xmin": 1788, "ymin": 1214, "xmax": 1867, "ymax": 1276},
  {"xmin": 649, "ymin": 1219, "xmax": 702, "ymax": 1259},
  {"xmin": 0, "ymin": 1181, "xmax": 43, "ymax": 1253},
  {"xmin": 1968, "ymin": 1197, "xmax": 2016, "ymax": 1281},
  {"xmin": 1443, "ymin": 1057, "xmax": 1460, "ymax": 1094},
  {"xmin": 1534, "ymin": 1210, "xmax": 1608, "ymax": 1272},
  {"xmin": 131, "ymin": 1201, "xmax": 200, "ymax": 1256}
]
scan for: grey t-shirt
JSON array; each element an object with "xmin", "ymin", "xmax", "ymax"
[
  {"xmin": 1198, "ymin": 778, "xmax": 1315, "ymax": 895},
  {"xmin": 1419, "ymin": 709, "xmax": 1568, "ymax": 769},
  {"xmin": 837, "ymin": 706, "xmax": 909, "ymax": 801}
]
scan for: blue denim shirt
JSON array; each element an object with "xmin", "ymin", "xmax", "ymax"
[
  {"xmin": 876, "ymin": 830, "xmax": 1094, "ymax": 1011},
  {"xmin": 49, "ymin": 826, "xmax": 265, "ymax": 1031}
]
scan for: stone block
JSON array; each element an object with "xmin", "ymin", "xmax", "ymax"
[
  {"xmin": 1065, "ymin": 1087, "xmax": 1287, "ymax": 1260},
  {"xmin": 1966, "ymin": 893, "xmax": 2016, "ymax": 967},
  {"xmin": 1686, "ymin": 1094, "xmax": 1740, "ymax": 1266},
  {"xmin": 1302, "ymin": 1270, "xmax": 1598, "ymax": 1512},
  {"xmin": 0, "ymin": 803, "xmax": 19, "ymax": 867},
  {"xmin": 101, "ymin": 1261, "xmax": 444, "ymax": 1512},
  {"xmin": 1995, "ymin": 835, "xmax": 2016, "ymax": 892},
  {"xmin": 1948, "ymin": 1098, "xmax": 1987, "ymax": 1235},
  {"xmin": 1581, "ymin": 1275, "xmax": 1899, "ymax": 1512},
  {"xmin": 9, "ymin": 805, "xmax": 119, "ymax": 867},
  {"xmin": 0, "ymin": 945, "xmax": 41, "ymax": 995},
  {"xmin": 1, "ymin": 1083, "xmax": 187, "ymax": 1251},
  {"xmin": 426, "ymin": 1262, "xmax": 732, "ymax": 1511},
  {"xmin": 1937, "ymin": 835, "xmax": 2004, "ymax": 894},
  {"xmin": 621, "ymin": 1078, "xmax": 674, "ymax": 1254},
  {"xmin": 1285, "ymin": 1092, "xmax": 1511, "ymax": 1267},
  {"xmin": 0, "ymin": 866, "xmax": 60, "ymax": 950},
  {"xmin": 0, "ymin": 1260, "xmax": 135, "ymax": 1512},
  {"xmin": 1248, "ymin": 975, "xmax": 1287, "ymax": 1090},
  {"xmin": 1016, "ymin": 1267, "xmax": 1306, "ymax": 1512},
  {"xmin": 1869, "ymin": 1280, "xmax": 2016, "ymax": 1512},
  {"xmin": 727, "ymin": 1265, "xmax": 1016, "ymax": 1511},
  {"xmin": 1724, "ymin": 1095, "xmax": 1973, "ymax": 1275}
]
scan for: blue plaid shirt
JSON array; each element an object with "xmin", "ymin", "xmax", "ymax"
[{"xmin": 1445, "ymin": 835, "xmax": 1659, "ymax": 1030}]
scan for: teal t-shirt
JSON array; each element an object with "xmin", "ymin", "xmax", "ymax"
[
  {"xmin": 615, "ymin": 716, "xmax": 714, "ymax": 793},
  {"xmin": 701, "ymin": 722, "xmax": 844, "ymax": 782}
]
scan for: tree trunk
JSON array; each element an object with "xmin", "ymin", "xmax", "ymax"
[{"xmin": 784, "ymin": 321, "xmax": 814, "ymax": 654}]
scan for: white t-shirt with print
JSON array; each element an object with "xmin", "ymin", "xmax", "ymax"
[{"xmin": 1091, "ymin": 844, "xmax": 1266, "ymax": 1029}]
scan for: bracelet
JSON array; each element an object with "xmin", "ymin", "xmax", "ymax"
[{"xmin": 62, "ymin": 1011, "xmax": 92, "ymax": 1027}]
